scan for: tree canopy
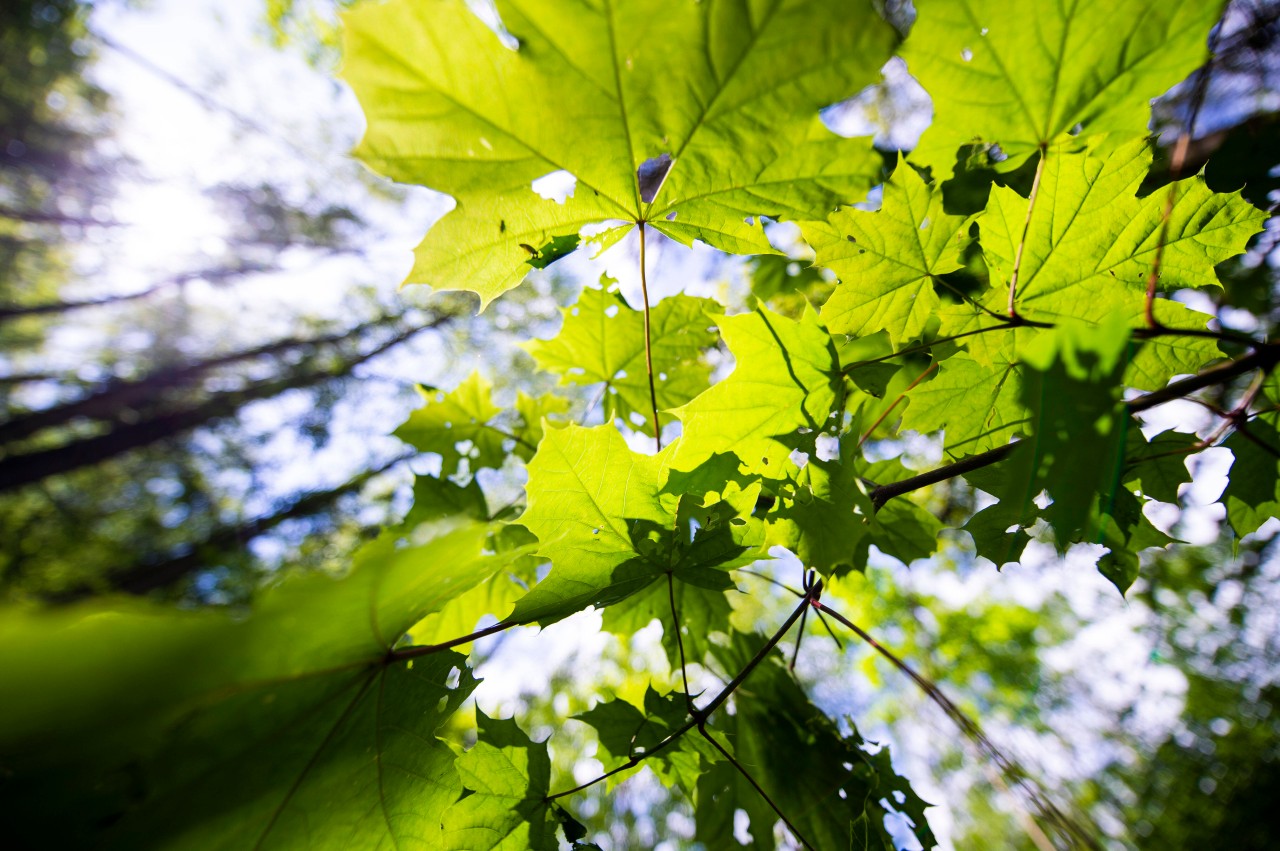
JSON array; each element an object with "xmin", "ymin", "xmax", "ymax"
[{"xmin": 2, "ymin": 0, "xmax": 1279, "ymax": 848}]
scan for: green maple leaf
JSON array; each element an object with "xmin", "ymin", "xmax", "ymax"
[
  {"xmin": 672, "ymin": 304, "xmax": 844, "ymax": 477},
  {"xmin": 980, "ymin": 143, "xmax": 1264, "ymax": 321},
  {"xmin": 1094, "ymin": 487, "xmax": 1173, "ymax": 595},
  {"xmin": 903, "ymin": 0, "xmax": 1224, "ymax": 172},
  {"xmin": 575, "ymin": 686, "xmax": 715, "ymax": 792},
  {"xmin": 342, "ymin": 0, "xmax": 896, "ymax": 305},
  {"xmin": 1222, "ymin": 415, "xmax": 1280, "ymax": 537},
  {"xmin": 981, "ymin": 321, "xmax": 1131, "ymax": 547},
  {"xmin": 903, "ymin": 348, "xmax": 1032, "ymax": 455},
  {"xmin": 803, "ymin": 158, "xmax": 974, "ymax": 348},
  {"xmin": 0, "ymin": 522, "xmax": 516, "ymax": 849},
  {"xmin": 441, "ymin": 711, "xmax": 558, "ymax": 851},
  {"xmin": 766, "ymin": 434, "xmax": 873, "ymax": 576},
  {"xmin": 525, "ymin": 277, "xmax": 717, "ymax": 427},
  {"xmin": 512, "ymin": 424, "xmax": 763, "ymax": 624},
  {"xmin": 956, "ymin": 141, "xmax": 1264, "ymax": 387},
  {"xmin": 1122, "ymin": 428, "xmax": 1198, "ymax": 504},
  {"xmin": 929, "ymin": 142, "xmax": 1264, "ymax": 401},
  {"xmin": 964, "ymin": 499, "xmax": 1031, "ymax": 568},
  {"xmin": 695, "ymin": 632, "xmax": 936, "ymax": 851},
  {"xmin": 396, "ymin": 373, "xmax": 566, "ymax": 475}
]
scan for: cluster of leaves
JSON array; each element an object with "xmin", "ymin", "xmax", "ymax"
[{"xmin": 2, "ymin": 0, "xmax": 1276, "ymax": 848}]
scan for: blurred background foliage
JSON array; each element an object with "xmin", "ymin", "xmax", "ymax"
[{"xmin": 1, "ymin": 0, "xmax": 1279, "ymax": 848}]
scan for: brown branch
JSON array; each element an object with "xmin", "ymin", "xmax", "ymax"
[
  {"xmin": 0, "ymin": 313, "xmax": 407, "ymax": 445},
  {"xmin": 90, "ymin": 453, "xmax": 415, "ymax": 597},
  {"xmin": 0, "ymin": 261, "xmax": 277, "ymax": 322},
  {"xmin": 872, "ymin": 343, "xmax": 1280, "ymax": 508}
]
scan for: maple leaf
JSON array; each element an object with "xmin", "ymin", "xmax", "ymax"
[
  {"xmin": 903, "ymin": 0, "xmax": 1224, "ymax": 173},
  {"xmin": 934, "ymin": 141, "xmax": 1265, "ymax": 393},
  {"xmin": 342, "ymin": 0, "xmax": 897, "ymax": 305},
  {"xmin": 0, "ymin": 523, "xmax": 520, "ymax": 848},
  {"xmin": 441, "ymin": 711, "xmax": 559, "ymax": 851},
  {"xmin": 525, "ymin": 277, "xmax": 717, "ymax": 427},
  {"xmin": 803, "ymin": 157, "xmax": 974, "ymax": 348},
  {"xmin": 512, "ymin": 424, "xmax": 763, "ymax": 625},
  {"xmin": 671, "ymin": 304, "xmax": 844, "ymax": 477},
  {"xmin": 396, "ymin": 372, "xmax": 566, "ymax": 475}
]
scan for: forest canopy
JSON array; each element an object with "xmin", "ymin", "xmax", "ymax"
[{"xmin": 2, "ymin": 0, "xmax": 1279, "ymax": 849}]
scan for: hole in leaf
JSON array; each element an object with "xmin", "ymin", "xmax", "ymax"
[
  {"xmin": 638, "ymin": 153, "xmax": 673, "ymax": 203},
  {"xmin": 658, "ymin": 372, "xmax": 668, "ymax": 381},
  {"xmin": 789, "ymin": 449, "xmax": 810, "ymax": 468},
  {"xmin": 838, "ymin": 788, "xmax": 848, "ymax": 800},
  {"xmin": 604, "ymin": 304, "xmax": 620, "ymax": 318},
  {"xmin": 734, "ymin": 810, "xmax": 753, "ymax": 845},
  {"xmin": 592, "ymin": 528, "xmax": 600, "ymax": 535},
  {"xmin": 436, "ymin": 696, "xmax": 449, "ymax": 713},
  {"xmin": 531, "ymin": 169, "xmax": 577, "ymax": 204},
  {"xmin": 919, "ymin": 216, "xmax": 931, "ymax": 230},
  {"xmin": 815, "ymin": 433, "xmax": 840, "ymax": 462},
  {"xmin": 665, "ymin": 211, "xmax": 677, "ymax": 221},
  {"xmin": 744, "ymin": 216, "xmax": 754, "ymax": 226},
  {"xmin": 445, "ymin": 667, "xmax": 462, "ymax": 689},
  {"xmin": 980, "ymin": 26, "xmax": 989, "ymax": 35},
  {"xmin": 847, "ymin": 235, "xmax": 857, "ymax": 243},
  {"xmin": 961, "ymin": 47, "xmax": 973, "ymax": 61},
  {"xmin": 613, "ymin": 369, "xmax": 628, "ymax": 380}
]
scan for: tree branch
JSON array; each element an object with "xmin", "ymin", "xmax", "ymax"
[{"xmin": 871, "ymin": 343, "xmax": 1280, "ymax": 508}]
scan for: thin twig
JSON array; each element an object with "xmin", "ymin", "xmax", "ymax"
[
  {"xmin": 790, "ymin": 603, "xmax": 811, "ymax": 671},
  {"xmin": 386, "ymin": 620, "xmax": 520, "ymax": 662},
  {"xmin": 870, "ymin": 344, "xmax": 1280, "ymax": 508}
]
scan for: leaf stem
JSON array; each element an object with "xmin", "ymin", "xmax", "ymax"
[
  {"xmin": 638, "ymin": 222, "xmax": 663, "ymax": 450},
  {"xmin": 1007, "ymin": 145, "xmax": 1048, "ymax": 318},
  {"xmin": 666, "ymin": 571, "xmax": 696, "ymax": 714}
]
